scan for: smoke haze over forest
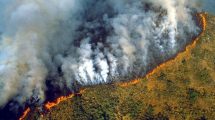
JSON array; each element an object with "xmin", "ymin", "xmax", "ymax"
[{"xmin": 0, "ymin": 0, "xmax": 213, "ymax": 119}]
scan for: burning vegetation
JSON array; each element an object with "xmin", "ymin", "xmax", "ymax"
[
  {"xmin": 19, "ymin": 13, "xmax": 210, "ymax": 120},
  {"xmin": 31, "ymin": 13, "xmax": 215, "ymax": 120},
  {"xmin": 0, "ymin": 0, "xmax": 211, "ymax": 119}
]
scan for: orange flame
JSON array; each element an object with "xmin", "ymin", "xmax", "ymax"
[
  {"xmin": 146, "ymin": 13, "xmax": 207, "ymax": 79},
  {"xmin": 19, "ymin": 13, "xmax": 207, "ymax": 120},
  {"xmin": 200, "ymin": 13, "xmax": 207, "ymax": 31},
  {"xmin": 19, "ymin": 107, "xmax": 30, "ymax": 120},
  {"xmin": 119, "ymin": 13, "xmax": 206, "ymax": 87},
  {"xmin": 45, "ymin": 89, "xmax": 86, "ymax": 110},
  {"xmin": 45, "ymin": 94, "xmax": 74, "ymax": 110},
  {"xmin": 120, "ymin": 79, "xmax": 140, "ymax": 87}
]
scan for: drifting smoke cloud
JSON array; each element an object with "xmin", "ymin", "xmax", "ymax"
[{"xmin": 0, "ymin": 0, "xmax": 202, "ymax": 107}]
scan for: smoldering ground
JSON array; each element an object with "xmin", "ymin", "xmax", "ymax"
[{"xmin": 0, "ymin": 0, "xmax": 210, "ymax": 119}]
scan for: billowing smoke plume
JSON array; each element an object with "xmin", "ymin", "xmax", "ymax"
[{"xmin": 0, "ymin": 0, "xmax": 201, "ymax": 107}]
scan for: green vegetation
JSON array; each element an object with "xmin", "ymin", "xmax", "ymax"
[{"xmin": 27, "ymin": 14, "xmax": 215, "ymax": 120}]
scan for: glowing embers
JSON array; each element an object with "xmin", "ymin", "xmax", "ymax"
[{"xmin": 19, "ymin": 107, "xmax": 30, "ymax": 120}]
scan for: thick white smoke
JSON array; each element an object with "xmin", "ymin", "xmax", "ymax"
[{"xmin": 0, "ymin": 0, "xmax": 201, "ymax": 107}]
